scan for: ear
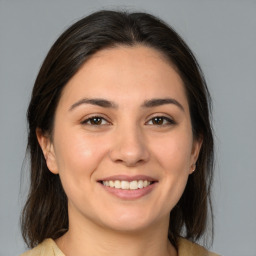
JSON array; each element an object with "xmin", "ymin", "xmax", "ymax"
[
  {"xmin": 189, "ymin": 136, "xmax": 203, "ymax": 174},
  {"xmin": 36, "ymin": 128, "xmax": 59, "ymax": 174}
]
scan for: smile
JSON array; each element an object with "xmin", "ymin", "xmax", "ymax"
[
  {"xmin": 102, "ymin": 180, "xmax": 153, "ymax": 190},
  {"xmin": 98, "ymin": 175, "xmax": 158, "ymax": 200}
]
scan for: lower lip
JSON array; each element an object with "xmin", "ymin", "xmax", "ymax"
[{"xmin": 99, "ymin": 182, "xmax": 157, "ymax": 200}]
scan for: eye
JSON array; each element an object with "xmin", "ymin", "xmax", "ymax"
[
  {"xmin": 81, "ymin": 116, "xmax": 110, "ymax": 126},
  {"xmin": 146, "ymin": 116, "xmax": 175, "ymax": 126}
]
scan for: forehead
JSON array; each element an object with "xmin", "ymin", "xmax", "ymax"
[
  {"xmin": 58, "ymin": 45, "xmax": 189, "ymax": 110},
  {"xmin": 84, "ymin": 45, "xmax": 176, "ymax": 77},
  {"xmin": 91, "ymin": 44, "xmax": 171, "ymax": 64}
]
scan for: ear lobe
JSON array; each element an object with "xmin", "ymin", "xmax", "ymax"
[
  {"xmin": 189, "ymin": 136, "xmax": 203, "ymax": 174},
  {"xmin": 36, "ymin": 128, "xmax": 59, "ymax": 174}
]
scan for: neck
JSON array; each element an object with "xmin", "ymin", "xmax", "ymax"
[{"xmin": 56, "ymin": 212, "xmax": 177, "ymax": 256}]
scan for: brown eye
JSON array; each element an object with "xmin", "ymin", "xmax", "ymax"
[
  {"xmin": 146, "ymin": 116, "xmax": 175, "ymax": 126},
  {"xmin": 90, "ymin": 117, "xmax": 103, "ymax": 125},
  {"xmin": 82, "ymin": 116, "xmax": 109, "ymax": 126},
  {"xmin": 152, "ymin": 117, "xmax": 164, "ymax": 125}
]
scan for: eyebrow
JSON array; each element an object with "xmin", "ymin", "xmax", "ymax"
[
  {"xmin": 69, "ymin": 98, "xmax": 118, "ymax": 111},
  {"xmin": 142, "ymin": 98, "xmax": 184, "ymax": 111},
  {"xmin": 69, "ymin": 97, "xmax": 184, "ymax": 111}
]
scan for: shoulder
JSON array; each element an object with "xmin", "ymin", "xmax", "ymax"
[
  {"xmin": 177, "ymin": 238, "xmax": 220, "ymax": 256},
  {"xmin": 20, "ymin": 239, "xmax": 64, "ymax": 256}
]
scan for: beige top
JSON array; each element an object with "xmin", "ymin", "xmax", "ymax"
[{"xmin": 20, "ymin": 238, "xmax": 220, "ymax": 256}]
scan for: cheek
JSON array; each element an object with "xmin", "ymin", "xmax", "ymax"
[
  {"xmin": 149, "ymin": 130, "xmax": 193, "ymax": 209},
  {"xmin": 151, "ymin": 130, "xmax": 193, "ymax": 170},
  {"xmin": 53, "ymin": 130, "xmax": 111, "ymax": 212},
  {"xmin": 53, "ymin": 130, "xmax": 108, "ymax": 184}
]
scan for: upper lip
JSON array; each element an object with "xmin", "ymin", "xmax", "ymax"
[{"xmin": 98, "ymin": 175, "xmax": 158, "ymax": 182}]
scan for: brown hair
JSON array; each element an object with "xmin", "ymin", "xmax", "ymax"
[{"xmin": 21, "ymin": 10, "xmax": 214, "ymax": 249}]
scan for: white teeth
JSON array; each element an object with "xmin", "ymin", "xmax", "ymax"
[
  {"xmin": 114, "ymin": 180, "xmax": 121, "ymax": 189},
  {"xmin": 121, "ymin": 181, "xmax": 130, "ymax": 189},
  {"xmin": 102, "ymin": 180, "xmax": 153, "ymax": 190},
  {"xmin": 109, "ymin": 180, "xmax": 115, "ymax": 187},
  {"xmin": 129, "ymin": 181, "xmax": 138, "ymax": 190},
  {"xmin": 138, "ymin": 180, "xmax": 144, "ymax": 189}
]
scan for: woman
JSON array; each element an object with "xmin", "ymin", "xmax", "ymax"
[{"xmin": 21, "ymin": 10, "xmax": 219, "ymax": 256}]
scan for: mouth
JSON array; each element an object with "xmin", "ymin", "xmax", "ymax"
[
  {"xmin": 98, "ymin": 180, "xmax": 156, "ymax": 190},
  {"xmin": 97, "ymin": 175, "xmax": 158, "ymax": 199}
]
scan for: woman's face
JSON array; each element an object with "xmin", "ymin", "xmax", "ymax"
[{"xmin": 38, "ymin": 45, "xmax": 201, "ymax": 233}]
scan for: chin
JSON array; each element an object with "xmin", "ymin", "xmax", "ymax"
[
  {"xmin": 98, "ymin": 208, "xmax": 163, "ymax": 233},
  {"xmin": 105, "ymin": 220, "xmax": 152, "ymax": 234}
]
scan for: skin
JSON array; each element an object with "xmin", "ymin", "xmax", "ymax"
[{"xmin": 37, "ymin": 45, "xmax": 202, "ymax": 256}]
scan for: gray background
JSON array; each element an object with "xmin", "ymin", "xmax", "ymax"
[{"xmin": 0, "ymin": 0, "xmax": 256, "ymax": 255}]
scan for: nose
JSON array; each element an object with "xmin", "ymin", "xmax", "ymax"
[{"xmin": 109, "ymin": 125, "xmax": 150, "ymax": 167}]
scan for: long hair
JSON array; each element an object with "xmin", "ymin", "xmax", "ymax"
[{"xmin": 21, "ymin": 10, "xmax": 214, "ymax": 248}]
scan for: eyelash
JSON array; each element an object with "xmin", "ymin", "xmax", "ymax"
[
  {"xmin": 81, "ymin": 115, "xmax": 175, "ymax": 126},
  {"xmin": 81, "ymin": 116, "xmax": 110, "ymax": 126},
  {"xmin": 146, "ymin": 116, "xmax": 176, "ymax": 126}
]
